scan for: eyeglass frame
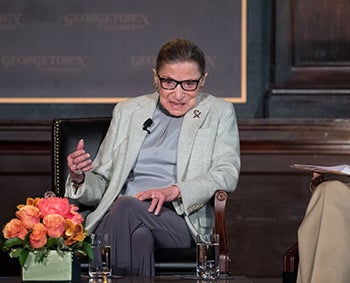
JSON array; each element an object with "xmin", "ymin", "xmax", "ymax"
[{"xmin": 157, "ymin": 73, "xmax": 203, "ymax": 91}]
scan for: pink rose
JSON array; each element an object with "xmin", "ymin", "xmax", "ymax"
[
  {"xmin": 2, "ymin": 218, "xmax": 28, "ymax": 240},
  {"xmin": 68, "ymin": 205, "xmax": 84, "ymax": 225},
  {"xmin": 37, "ymin": 197, "xmax": 71, "ymax": 218},
  {"xmin": 15, "ymin": 205, "xmax": 41, "ymax": 229},
  {"xmin": 29, "ymin": 223, "xmax": 47, "ymax": 249},
  {"xmin": 37, "ymin": 197, "xmax": 84, "ymax": 225},
  {"xmin": 43, "ymin": 214, "xmax": 65, "ymax": 238}
]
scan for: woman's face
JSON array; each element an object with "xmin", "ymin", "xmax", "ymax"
[{"xmin": 153, "ymin": 61, "xmax": 207, "ymax": 117}]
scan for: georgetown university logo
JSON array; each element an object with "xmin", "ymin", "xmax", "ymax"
[
  {"xmin": 1, "ymin": 55, "xmax": 88, "ymax": 73},
  {"xmin": 64, "ymin": 13, "xmax": 151, "ymax": 31},
  {"xmin": 0, "ymin": 13, "xmax": 23, "ymax": 30}
]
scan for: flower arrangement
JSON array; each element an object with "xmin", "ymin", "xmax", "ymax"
[{"xmin": 1, "ymin": 192, "xmax": 92, "ymax": 267}]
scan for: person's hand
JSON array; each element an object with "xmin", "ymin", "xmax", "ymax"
[
  {"xmin": 309, "ymin": 172, "xmax": 325, "ymax": 193},
  {"xmin": 134, "ymin": 185, "xmax": 181, "ymax": 215},
  {"xmin": 67, "ymin": 139, "xmax": 93, "ymax": 184}
]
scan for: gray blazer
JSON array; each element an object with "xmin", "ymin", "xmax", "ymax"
[{"xmin": 65, "ymin": 91, "xmax": 240, "ymax": 238}]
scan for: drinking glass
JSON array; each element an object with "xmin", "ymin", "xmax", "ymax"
[
  {"xmin": 88, "ymin": 233, "xmax": 112, "ymax": 278},
  {"xmin": 196, "ymin": 233, "xmax": 220, "ymax": 279}
]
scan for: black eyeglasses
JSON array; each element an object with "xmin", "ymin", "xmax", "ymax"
[{"xmin": 157, "ymin": 74, "xmax": 202, "ymax": 91}]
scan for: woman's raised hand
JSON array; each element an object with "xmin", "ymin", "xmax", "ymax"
[{"xmin": 67, "ymin": 139, "xmax": 93, "ymax": 183}]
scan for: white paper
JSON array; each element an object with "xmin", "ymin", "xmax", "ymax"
[{"xmin": 291, "ymin": 164, "xmax": 350, "ymax": 176}]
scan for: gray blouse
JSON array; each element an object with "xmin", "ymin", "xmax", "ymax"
[{"xmin": 123, "ymin": 105, "xmax": 184, "ymax": 196}]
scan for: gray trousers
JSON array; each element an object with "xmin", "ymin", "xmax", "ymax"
[{"xmin": 95, "ymin": 196, "xmax": 193, "ymax": 276}]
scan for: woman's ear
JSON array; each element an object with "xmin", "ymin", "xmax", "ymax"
[
  {"xmin": 152, "ymin": 68, "xmax": 158, "ymax": 85},
  {"xmin": 199, "ymin": 72, "xmax": 208, "ymax": 90}
]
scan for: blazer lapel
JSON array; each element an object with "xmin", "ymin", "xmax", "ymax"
[
  {"xmin": 177, "ymin": 103, "xmax": 209, "ymax": 181},
  {"xmin": 124, "ymin": 94, "xmax": 158, "ymax": 172}
]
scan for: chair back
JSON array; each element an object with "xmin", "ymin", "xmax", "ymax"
[{"xmin": 52, "ymin": 117, "xmax": 111, "ymax": 196}]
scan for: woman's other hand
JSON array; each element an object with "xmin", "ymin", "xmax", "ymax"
[{"xmin": 134, "ymin": 185, "xmax": 181, "ymax": 215}]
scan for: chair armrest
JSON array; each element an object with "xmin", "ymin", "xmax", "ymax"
[
  {"xmin": 213, "ymin": 190, "xmax": 230, "ymax": 274},
  {"xmin": 283, "ymin": 242, "xmax": 299, "ymax": 273}
]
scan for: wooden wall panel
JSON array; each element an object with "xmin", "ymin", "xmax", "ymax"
[
  {"xmin": 268, "ymin": 0, "xmax": 350, "ymax": 118},
  {"xmin": 294, "ymin": 0, "xmax": 350, "ymax": 65},
  {"xmin": 1, "ymin": 119, "xmax": 350, "ymax": 278},
  {"xmin": 0, "ymin": 122, "xmax": 51, "ymax": 276},
  {"xmin": 273, "ymin": 0, "xmax": 350, "ymax": 86}
]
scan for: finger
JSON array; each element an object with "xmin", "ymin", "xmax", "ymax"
[
  {"xmin": 69, "ymin": 151, "xmax": 86, "ymax": 167},
  {"xmin": 71, "ymin": 139, "xmax": 85, "ymax": 161},
  {"xmin": 68, "ymin": 154, "xmax": 90, "ymax": 176},
  {"xmin": 72, "ymin": 153, "xmax": 91, "ymax": 171},
  {"xmin": 67, "ymin": 154, "xmax": 77, "ymax": 171},
  {"xmin": 76, "ymin": 156, "xmax": 92, "ymax": 169},
  {"xmin": 148, "ymin": 198, "xmax": 158, "ymax": 213},
  {"xmin": 154, "ymin": 199, "xmax": 165, "ymax": 216},
  {"xmin": 77, "ymin": 164, "xmax": 94, "ymax": 175},
  {"xmin": 134, "ymin": 191, "xmax": 150, "ymax": 201},
  {"xmin": 76, "ymin": 139, "xmax": 84, "ymax": 151}
]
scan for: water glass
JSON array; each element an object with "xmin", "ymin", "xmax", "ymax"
[
  {"xmin": 196, "ymin": 233, "xmax": 220, "ymax": 279},
  {"xmin": 88, "ymin": 233, "xmax": 112, "ymax": 278}
]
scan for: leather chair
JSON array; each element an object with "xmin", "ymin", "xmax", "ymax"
[{"xmin": 51, "ymin": 117, "xmax": 231, "ymax": 275}]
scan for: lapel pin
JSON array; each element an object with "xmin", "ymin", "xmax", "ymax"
[{"xmin": 193, "ymin": 109, "xmax": 201, "ymax": 118}]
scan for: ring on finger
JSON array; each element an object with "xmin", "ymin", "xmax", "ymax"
[{"xmin": 76, "ymin": 169, "xmax": 83, "ymax": 175}]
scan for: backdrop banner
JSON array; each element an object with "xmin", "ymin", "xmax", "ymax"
[{"xmin": 0, "ymin": 0, "xmax": 246, "ymax": 104}]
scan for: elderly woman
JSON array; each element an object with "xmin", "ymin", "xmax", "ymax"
[{"xmin": 65, "ymin": 38, "xmax": 240, "ymax": 276}]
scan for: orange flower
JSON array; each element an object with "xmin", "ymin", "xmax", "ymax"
[
  {"xmin": 2, "ymin": 218, "xmax": 28, "ymax": 240},
  {"xmin": 43, "ymin": 214, "xmax": 65, "ymax": 238},
  {"xmin": 64, "ymin": 219, "xmax": 85, "ymax": 246},
  {"xmin": 17, "ymin": 197, "xmax": 41, "ymax": 210},
  {"xmin": 16, "ymin": 205, "xmax": 41, "ymax": 229},
  {"xmin": 2, "ymin": 194, "xmax": 92, "ymax": 269},
  {"xmin": 29, "ymin": 223, "xmax": 47, "ymax": 249}
]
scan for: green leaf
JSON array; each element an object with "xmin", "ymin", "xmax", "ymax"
[
  {"xmin": 19, "ymin": 249, "xmax": 29, "ymax": 268},
  {"xmin": 56, "ymin": 249, "xmax": 66, "ymax": 258},
  {"xmin": 46, "ymin": 237, "xmax": 59, "ymax": 248},
  {"xmin": 3, "ymin": 237, "xmax": 24, "ymax": 249},
  {"xmin": 35, "ymin": 250, "xmax": 47, "ymax": 263},
  {"xmin": 10, "ymin": 247, "xmax": 23, "ymax": 258},
  {"xmin": 84, "ymin": 242, "xmax": 94, "ymax": 260}
]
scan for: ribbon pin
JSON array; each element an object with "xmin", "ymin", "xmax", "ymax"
[{"xmin": 193, "ymin": 109, "xmax": 201, "ymax": 118}]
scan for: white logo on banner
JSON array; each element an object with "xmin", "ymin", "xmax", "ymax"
[
  {"xmin": 0, "ymin": 13, "xmax": 23, "ymax": 30},
  {"xmin": 1, "ymin": 55, "xmax": 88, "ymax": 73},
  {"xmin": 64, "ymin": 13, "xmax": 151, "ymax": 31}
]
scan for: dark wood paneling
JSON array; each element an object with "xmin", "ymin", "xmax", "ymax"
[
  {"xmin": 294, "ymin": 0, "xmax": 350, "ymax": 65},
  {"xmin": 230, "ymin": 119, "xmax": 350, "ymax": 277},
  {"xmin": 273, "ymin": 0, "xmax": 350, "ymax": 86},
  {"xmin": 2, "ymin": 119, "xmax": 350, "ymax": 278},
  {"xmin": 0, "ymin": 121, "xmax": 51, "ymax": 276},
  {"xmin": 268, "ymin": 0, "xmax": 350, "ymax": 118}
]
